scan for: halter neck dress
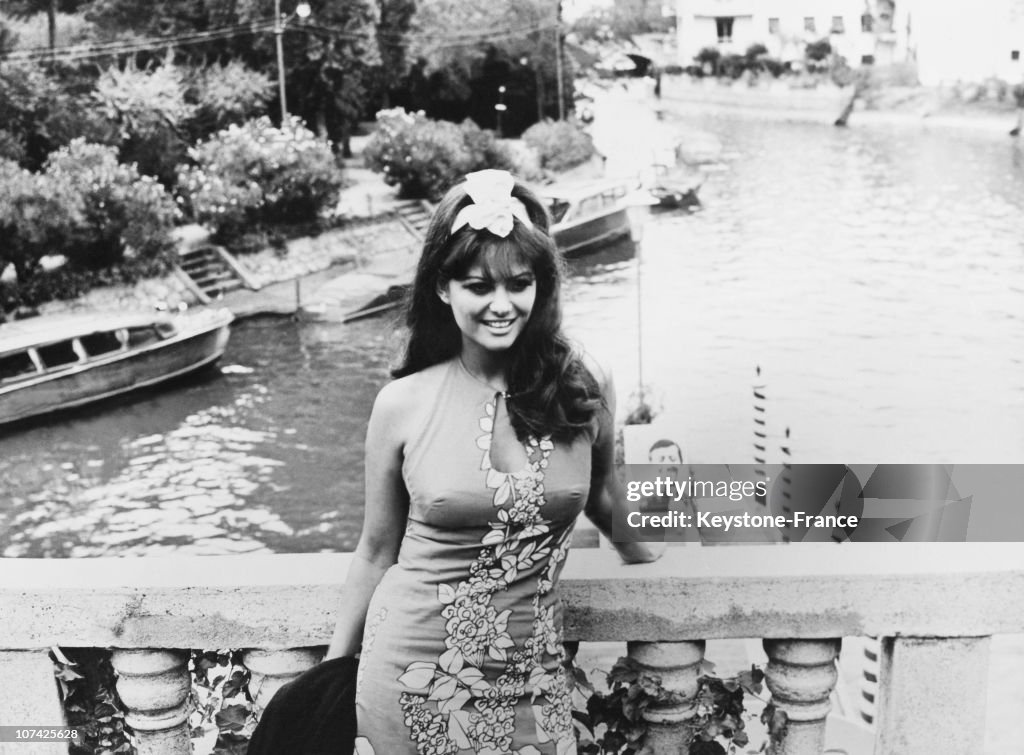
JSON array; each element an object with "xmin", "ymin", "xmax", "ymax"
[{"xmin": 354, "ymin": 357, "xmax": 592, "ymax": 755}]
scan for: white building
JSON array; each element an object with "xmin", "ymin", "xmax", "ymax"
[
  {"xmin": 906, "ymin": 0, "xmax": 1024, "ymax": 85},
  {"xmin": 675, "ymin": 0, "xmax": 1024, "ymax": 86}
]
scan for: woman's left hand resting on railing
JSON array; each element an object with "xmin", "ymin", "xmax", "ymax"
[{"xmin": 583, "ymin": 362, "xmax": 664, "ymax": 565}]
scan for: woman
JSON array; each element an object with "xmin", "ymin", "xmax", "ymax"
[{"xmin": 326, "ymin": 169, "xmax": 659, "ymax": 755}]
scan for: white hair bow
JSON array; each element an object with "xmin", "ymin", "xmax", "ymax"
[{"xmin": 450, "ymin": 169, "xmax": 533, "ymax": 238}]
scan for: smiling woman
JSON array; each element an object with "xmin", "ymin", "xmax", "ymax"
[
  {"xmin": 293, "ymin": 169, "xmax": 660, "ymax": 755},
  {"xmin": 440, "ymin": 264, "xmax": 536, "ymax": 363}
]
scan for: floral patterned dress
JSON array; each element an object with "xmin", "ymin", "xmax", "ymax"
[{"xmin": 355, "ymin": 358, "xmax": 591, "ymax": 755}]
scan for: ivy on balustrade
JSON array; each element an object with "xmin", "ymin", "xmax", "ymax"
[
  {"xmin": 572, "ymin": 655, "xmax": 784, "ymax": 754},
  {"xmin": 53, "ymin": 648, "xmax": 786, "ymax": 754},
  {"xmin": 51, "ymin": 648, "xmax": 131, "ymax": 754}
]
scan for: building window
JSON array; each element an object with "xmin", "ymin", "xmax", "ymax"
[
  {"xmin": 861, "ymin": 14, "xmax": 874, "ymax": 32},
  {"xmin": 715, "ymin": 16, "xmax": 734, "ymax": 43},
  {"xmin": 804, "ymin": 17, "xmax": 816, "ymax": 33},
  {"xmin": 831, "ymin": 16, "xmax": 845, "ymax": 34},
  {"xmin": 861, "ymin": 54, "xmax": 875, "ymax": 65},
  {"xmin": 768, "ymin": 17, "xmax": 780, "ymax": 35},
  {"xmin": 1012, "ymin": 50, "xmax": 1021, "ymax": 61}
]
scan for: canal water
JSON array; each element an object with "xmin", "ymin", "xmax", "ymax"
[{"xmin": 2, "ymin": 98, "xmax": 1023, "ymax": 558}]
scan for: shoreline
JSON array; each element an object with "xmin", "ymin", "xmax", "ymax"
[{"xmin": 658, "ymin": 76, "xmax": 1022, "ymax": 136}]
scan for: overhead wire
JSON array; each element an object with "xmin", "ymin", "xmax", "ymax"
[
  {"xmin": 1, "ymin": 14, "xmax": 561, "ymax": 63},
  {"xmin": 2, "ymin": 19, "xmax": 279, "ymax": 63}
]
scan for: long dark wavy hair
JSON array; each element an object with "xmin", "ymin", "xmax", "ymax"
[{"xmin": 393, "ymin": 175, "xmax": 603, "ymax": 442}]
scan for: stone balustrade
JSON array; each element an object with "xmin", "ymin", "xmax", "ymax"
[{"xmin": 1, "ymin": 543, "xmax": 1022, "ymax": 755}]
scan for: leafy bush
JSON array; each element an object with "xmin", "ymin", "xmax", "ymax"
[
  {"xmin": 805, "ymin": 38, "xmax": 833, "ymax": 64},
  {"xmin": 187, "ymin": 61, "xmax": 274, "ymax": 138},
  {"xmin": 94, "ymin": 61, "xmax": 194, "ymax": 185},
  {"xmin": 760, "ymin": 57, "xmax": 788, "ymax": 78},
  {"xmin": 0, "ymin": 158, "xmax": 83, "ymax": 286},
  {"xmin": 0, "ymin": 61, "xmax": 117, "ymax": 170},
  {"xmin": 363, "ymin": 109, "xmax": 518, "ymax": 200},
  {"xmin": 43, "ymin": 140, "xmax": 179, "ymax": 269},
  {"xmin": 719, "ymin": 53, "xmax": 747, "ymax": 79},
  {"xmin": 742, "ymin": 43, "xmax": 786, "ymax": 78},
  {"xmin": 521, "ymin": 119, "xmax": 595, "ymax": 173},
  {"xmin": 458, "ymin": 118, "xmax": 517, "ymax": 175},
  {"xmin": 744, "ymin": 43, "xmax": 769, "ymax": 62},
  {"xmin": 0, "ymin": 129, "xmax": 27, "ymax": 163},
  {"xmin": 694, "ymin": 46, "xmax": 722, "ymax": 74},
  {"xmin": 176, "ymin": 116, "xmax": 345, "ymax": 249}
]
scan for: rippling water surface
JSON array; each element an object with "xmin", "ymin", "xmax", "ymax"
[{"xmin": 2, "ymin": 104, "xmax": 1023, "ymax": 557}]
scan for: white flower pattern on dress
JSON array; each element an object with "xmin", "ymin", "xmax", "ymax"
[
  {"xmin": 393, "ymin": 394, "xmax": 577, "ymax": 755},
  {"xmin": 357, "ymin": 607, "xmax": 389, "ymax": 697}
]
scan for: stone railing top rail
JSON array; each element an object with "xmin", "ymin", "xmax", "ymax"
[{"xmin": 2, "ymin": 543, "xmax": 1022, "ymax": 649}]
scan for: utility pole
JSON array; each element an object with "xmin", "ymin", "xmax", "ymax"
[
  {"xmin": 555, "ymin": 0, "xmax": 564, "ymax": 120},
  {"xmin": 274, "ymin": 0, "xmax": 288, "ymax": 123}
]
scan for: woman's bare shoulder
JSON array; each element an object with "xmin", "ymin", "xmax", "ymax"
[{"xmin": 370, "ymin": 362, "xmax": 451, "ymax": 432}]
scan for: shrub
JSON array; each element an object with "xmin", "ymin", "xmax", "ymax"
[
  {"xmin": 805, "ymin": 38, "xmax": 833, "ymax": 65},
  {"xmin": 43, "ymin": 140, "xmax": 179, "ymax": 270},
  {"xmin": 176, "ymin": 116, "xmax": 345, "ymax": 249},
  {"xmin": 363, "ymin": 109, "xmax": 519, "ymax": 200},
  {"xmin": 761, "ymin": 57, "xmax": 788, "ymax": 78},
  {"xmin": 0, "ymin": 158, "xmax": 83, "ymax": 287},
  {"xmin": 745, "ymin": 43, "xmax": 769, "ymax": 61},
  {"xmin": 187, "ymin": 61, "xmax": 274, "ymax": 139},
  {"xmin": 0, "ymin": 61, "xmax": 116, "ymax": 170},
  {"xmin": 719, "ymin": 53, "xmax": 747, "ymax": 79},
  {"xmin": 521, "ymin": 119, "xmax": 595, "ymax": 173},
  {"xmin": 94, "ymin": 61, "xmax": 194, "ymax": 185},
  {"xmin": 0, "ymin": 129, "xmax": 27, "ymax": 163},
  {"xmin": 694, "ymin": 46, "xmax": 722, "ymax": 74}
]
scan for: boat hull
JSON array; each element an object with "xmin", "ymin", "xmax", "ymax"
[
  {"xmin": 552, "ymin": 206, "xmax": 632, "ymax": 258},
  {"xmin": 0, "ymin": 318, "xmax": 232, "ymax": 427}
]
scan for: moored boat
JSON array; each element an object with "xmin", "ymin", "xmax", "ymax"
[
  {"xmin": 0, "ymin": 308, "xmax": 234, "ymax": 427},
  {"xmin": 541, "ymin": 180, "xmax": 633, "ymax": 258},
  {"xmin": 644, "ymin": 163, "xmax": 703, "ymax": 211}
]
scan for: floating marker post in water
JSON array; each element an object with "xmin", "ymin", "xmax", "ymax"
[{"xmin": 753, "ymin": 366, "xmax": 767, "ymax": 505}]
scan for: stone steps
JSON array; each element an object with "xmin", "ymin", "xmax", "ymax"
[{"xmin": 174, "ymin": 245, "xmax": 254, "ymax": 302}]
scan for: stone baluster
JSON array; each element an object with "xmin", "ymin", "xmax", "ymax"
[
  {"xmin": 627, "ymin": 640, "xmax": 706, "ymax": 755},
  {"xmin": 110, "ymin": 649, "xmax": 191, "ymax": 755},
  {"xmin": 0, "ymin": 651, "xmax": 66, "ymax": 755},
  {"xmin": 243, "ymin": 647, "xmax": 323, "ymax": 716},
  {"xmin": 762, "ymin": 638, "xmax": 841, "ymax": 755},
  {"xmin": 875, "ymin": 636, "xmax": 990, "ymax": 755}
]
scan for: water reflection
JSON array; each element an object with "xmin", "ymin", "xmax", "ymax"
[{"xmin": 0, "ymin": 318, "xmax": 391, "ymax": 557}]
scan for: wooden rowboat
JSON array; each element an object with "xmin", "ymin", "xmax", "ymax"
[{"xmin": 0, "ymin": 308, "xmax": 233, "ymax": 427}]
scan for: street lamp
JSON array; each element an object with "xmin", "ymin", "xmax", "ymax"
[
  {"xmin": 274, "ymin": 0, "xmax": 312, "ymax": 123},
  {"xmin": 494, "ymin": 85, "xmax": 507, "ymax": 138}
]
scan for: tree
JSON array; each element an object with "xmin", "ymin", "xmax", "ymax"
[
  {"xmin": 83, "ymin": 0, "xmax": 216, "ymax": 40},
  {"xmin": 371, "ymin": 0, "xmax": 416, "ymax": 109},
  {"xmin": 0, "ymin": 61, "xmax": 116, "ymax": 170},
  {"xmin": 80, "ymin": 0, "xmax": 383, "ymax": 155},
  {"xmin": 271, "ymin": 0, "xmax": 381, "ymax": 156},
  {"xmin": 568, "ymin": 3, "xmax": 673, "ymax": 44},
  {"xmin": 406, "ymin": 0, "xmax": 572, "ymax": 133},
  {"xmin": 7, "ymin": 0, "xmax": 88, "ymax": 51}
]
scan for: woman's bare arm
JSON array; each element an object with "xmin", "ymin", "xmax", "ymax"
[
  {"xmin": 583, "ymin": 364, "xmax": 662, "ymax": 564},
  {"xmin": 325, "ymin": 380, "xmax": 412, "ymax": 659}
]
